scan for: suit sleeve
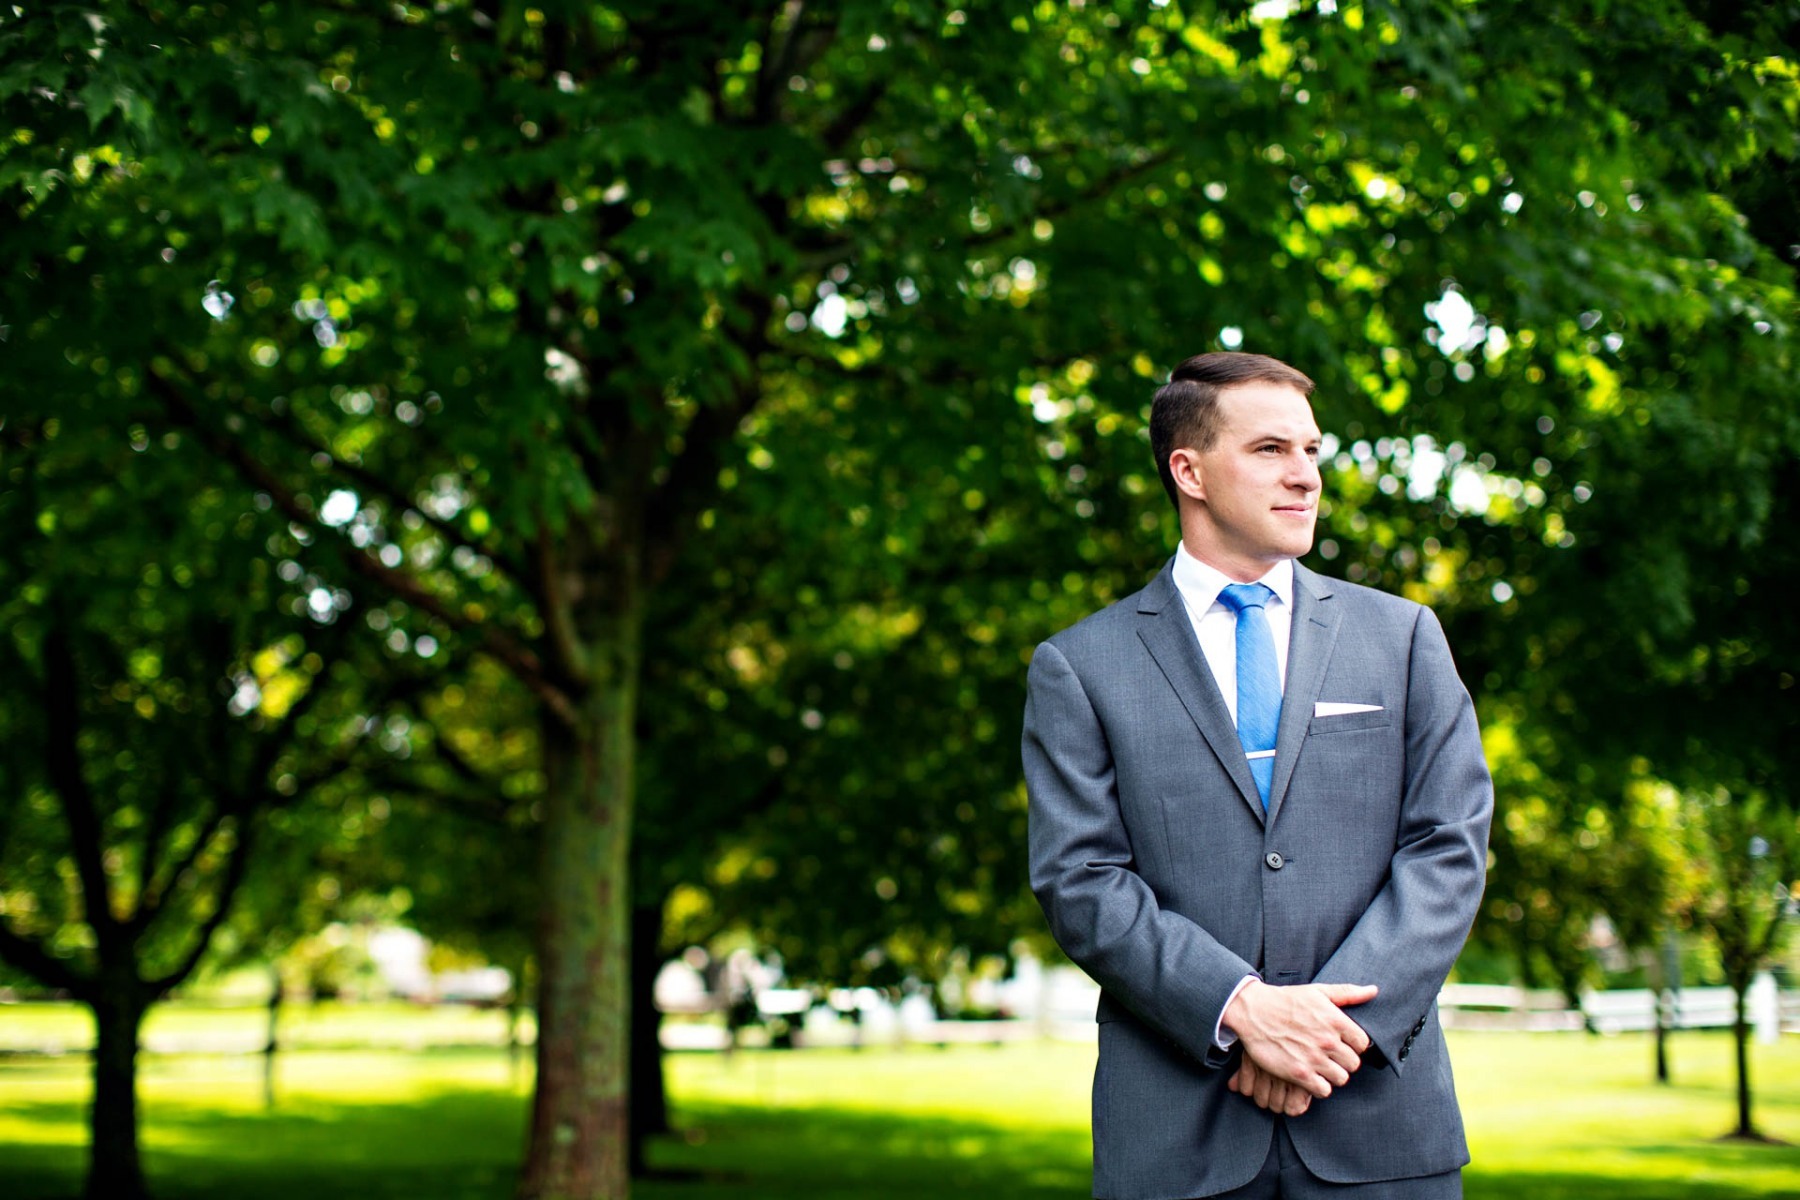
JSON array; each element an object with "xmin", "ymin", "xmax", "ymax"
[
  {"xmin": 1311, "ymin": 605, "xmax": 1494, "ymax": 1073},
  {"xmin": 1024, "ymin": 639, "xmax": 1256, "ymax": 1067}
]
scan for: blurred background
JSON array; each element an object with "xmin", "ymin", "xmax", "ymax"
[{"xmin": 2, "ymin": 1, "xmax": 1797, "ymax": 1198}]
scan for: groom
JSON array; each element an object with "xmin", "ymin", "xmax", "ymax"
[{"xmin": 1024, "ymin": 352, "xmax": 1493, "ymax": 1198}]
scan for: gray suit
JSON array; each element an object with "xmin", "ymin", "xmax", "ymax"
[{"xmin": 1025, "ymin": 560, "xmax": 1493, "ymax": 1200}]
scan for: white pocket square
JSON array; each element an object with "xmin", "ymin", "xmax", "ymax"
[{"xmin": 1314, "ymin": 702, "xmax": 1384, "ymax": 717}]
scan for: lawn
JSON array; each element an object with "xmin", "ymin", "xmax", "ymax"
[
  {"xmin": 2, "ymin": 1020, "xmax": 1798, "ymax": 1198},
  {"xmin": 0, "ymin": 998, "xmax": 528, "ymax": 1054}
]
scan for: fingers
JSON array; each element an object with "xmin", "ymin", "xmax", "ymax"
[
  {"xmin": 1321, "ymin": 983, "xmax": 1378, "ymax": 1007},
  {"xmin": 1227, "ymin": 981, "xmax": 1379, "ymax": 1107},
  {"xmin": 1293, "ymin": 1028, "xmax": 1369, "ymax": 1097},
  {"xmin": 1319, "ymin": 989, "xmax": 1374, "ymax": 1054},
  {"xmin": 1281, "ymin": 1014, "xmax": 1363, "ymax": 1096},
  {"xmin": 1251, "ymin": 1063, "xmax": 1277, "ymax": 1110},
  {"xmin": 1233, "ymin": 1055, "xmax": 1316, "ymax": 1115},
  {"xmin": 1325, "ymin": 1045, "xmax": 1361, "ymax": 1080},
  {"xmin": 1237, "ymin": 1059, "xmax": 1279, "ymax": 1111},
  {"xmin": 1272, "ymin": 1065, "xmax": 1336, "ymax": 1104},
  {"xmin": 1231, "ymin": 1058, "xmax": 1259, "ymax": 1099},
  {"xmin": 1331, "ymin": 1012, "xmax": 1372, "ymax": 1055},
  {"xmin": 1267, "ymin": 1078, "xmax": 1293, "ymax": 1112}
]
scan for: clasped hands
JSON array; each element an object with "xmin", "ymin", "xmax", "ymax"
[{"xmin": 1221, "ymin": 980, "xmax": 1377, "ymax": 1117}]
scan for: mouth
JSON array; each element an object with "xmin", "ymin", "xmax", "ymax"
[{"xmin": 1273, "ymin": 505, "xmax": 1315, "ymax": 517}]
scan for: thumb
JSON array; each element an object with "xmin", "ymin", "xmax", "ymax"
[{"xmin": 1320, "ymin": 983, "xmax": 1379, "ymax": 1007}]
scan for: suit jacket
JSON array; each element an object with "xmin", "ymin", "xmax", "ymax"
[{"xmin": 1025, "ymin": 559, "xmax": 1493, "ymax": 1200}]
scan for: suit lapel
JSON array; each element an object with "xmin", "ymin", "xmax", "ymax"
[
  {"xmin": 1135, "ymin": 563, "xmax": 1266, "ymax": 822},
  {"xmin": 1266, "ymin": 563, "xmax": 1342, "ymax": 824}
]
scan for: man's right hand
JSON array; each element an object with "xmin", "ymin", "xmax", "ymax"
[{"xmin": 1222, "ymin": 979, "xmax": 1377, "ymax": 1102}]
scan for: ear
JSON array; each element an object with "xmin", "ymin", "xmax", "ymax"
[{"xmin": 1168, "ymin": 447, "xmax": 1207, "ymax": 503}]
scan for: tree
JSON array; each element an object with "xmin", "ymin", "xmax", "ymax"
[
  {"xmin": 0, "ymin": 415, "xmax": 396, "ymax": 1200},
  {"xmin": 7, "ymin": 3, "xmax": 1797, "ymax": 1195},
  {"xmin": 1682, "ymin": 788, "xmax": 1798, "ymax": 1140},
  {"xmin": 1388, "ymin": 0, "xmax": 1800, "ymax": 1004}
]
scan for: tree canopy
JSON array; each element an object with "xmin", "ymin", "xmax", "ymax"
[{"xmin": 5, "ymin": 0, "xmax": 1797, "ymax": 1194}]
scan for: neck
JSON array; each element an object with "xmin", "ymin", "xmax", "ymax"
[{"xmin": 1179, "ymin": 535, "xmax": 1283, "ymax": 584}]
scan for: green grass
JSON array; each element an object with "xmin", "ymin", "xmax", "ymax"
[
  {"xmin": 2, "ymin": 1026, "xmax": 1799, "ymax": 1198},
  {"xmin": 1457, "ymin": 1031, "xmax": 1800, "ymax": 1199},
  {"xmin": 0, "ymin": 998, "xmax": 529, "ymax": 1053}
]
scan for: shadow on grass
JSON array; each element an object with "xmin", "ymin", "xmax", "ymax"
[
  {"xmin": 647, "ymin": 1102, "xmax": 1091, "ymax": 1200},
  {"xmin": 1466, "ymin": 1172, "xmax": 1800, "ymax": 1200},
  {"xmin": 3, "ymin": 1089, "xmax": 522, "ymax": 1200},
  {"xmin": 2, "ymin": 1087, "xmax": 1092, "ymax": 1200},
  {"xmin": 5, "ymin": 1087, "xmax": 1798, "ymax": 1200}
]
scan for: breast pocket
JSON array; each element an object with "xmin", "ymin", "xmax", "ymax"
[{"xmin": 1307, "ymin": 708, "xmax": 1393, "ymax": 735}]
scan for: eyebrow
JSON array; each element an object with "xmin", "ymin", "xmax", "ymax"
[{"xmin": 1242, "ymin": 432, "xmax": 1323, "ymax": 445}]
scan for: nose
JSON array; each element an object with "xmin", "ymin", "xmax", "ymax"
[{"xmin": 1287, "ymin": 448, "xmax": 1321, "ymax": 492}]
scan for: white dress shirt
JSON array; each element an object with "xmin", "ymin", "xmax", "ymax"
[
  {"xmin": 1170, "ymin": 545, "xmax": 1294, "ymax": 718},
  {"xmin": 1169, "ymin": 544, "xmax": 1296, "ymax": 1050}
]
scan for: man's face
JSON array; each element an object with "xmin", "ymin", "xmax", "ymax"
[{"xmin": 1176, "ymin": 381, "xmax": 1322, "ymax": 580}]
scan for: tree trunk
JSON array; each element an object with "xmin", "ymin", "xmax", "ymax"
[
  {"xmin": 1652, "ymin": 990, "xmax": 1669, "ymax": 1084},
  {"xmin": 87, "ymin": 989, "xmax": 150, "ymax": 1200},
  {"xmin": 264, "ymin": 965, "xmax": 283, "ymax": 1110},
  {"xmin": 1733, "ymin": 981, "xmax": 1755, "ymax": 1138},
  {"xmin": 508, "ymin": 953, "xmax": 530, "ymax": 1089},
  {"xmin": 1656, "ymin": 931, "xmax": 1681, "ymax": 1085},
  {"xmin": 629, "ymin": 896, "xmax": 670, "ymax": 1177},
  {"xmin": 518, "ymin": 599, "xmax": 641, "ymax": 1200},
  {"xmin": 1647, "ymin": 944, "xmax": 1669, "ymax": 1085}
]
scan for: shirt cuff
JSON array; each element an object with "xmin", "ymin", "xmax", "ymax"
[{"xmin": 1213, "ymin": 973, "xmax": 1260, "ymax": 1051}]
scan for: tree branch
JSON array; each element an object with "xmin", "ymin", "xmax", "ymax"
[
  {"xmin": 967, "ymin": 148, "xmax": 1176, "ymax": 250},
  {"xmin": 0, "ymin": 918, "xmax": 88, "ymax": 994},
  {"xmin": 365, "ymin": 763, "xmax": 516, "ymax": 829},
  {"xmin": 820, "ymin": 80, "xmax": 890, "ymax": 153},
  {"xmin": 642, "ymin": 291, "xmax": 776, "ymax": 585},
  {"xmin": 534, "ymin": 525, "xmax": 593, "ymax": 687},
  {"xmin": 132, "ymin": 806, "xmax": 232, "ymax": 940},
  {"xmin": 149, "ymin": 369, "xmax": 581, "ymax": 730},
  {"xmin": 135, "ymin": 762, "xmax": 187, "ymax": 912},
  {"xmin": 428, "ymin": 725, "xmax": 513, "ymax": 796},
  {"xmin": 134, "ymin": 596, "xmax": 354, "ymax": 932},
  {"xmin": 250, "ymin": 399, "xmax": 529, "ymax": 585},
  {"xmin": 137, "ymin": 614, "xmax": 240, "ymax": 907},
  {"xmin": 138, "ymin": 737, "xmax": 366, "ymax": 995},
  {"xmin": 147, "ymin": 816, "xmax": 257, "ymax": 995},
  {"xmin": 1752, "ymin": 900, "xmax": 1789, "ymax": 961},
  {"xmin": 42, "ymin": 620, "xmax": 119, "ymax": 938},
  {"xmin": 240, "ymin": 635, "xmax": 364, "ymax": 798},
  {"xmin": 280, "ymin": 743, "xmax": 369, "ymax": 808},
  {"xmin": 752, "ymin": 0, "xmax": 808, "ymax": 122}
]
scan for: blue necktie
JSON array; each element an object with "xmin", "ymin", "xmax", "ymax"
[{"xmin": 1218, "ymin": 583, "xmax": 1282, "ymax": 809}]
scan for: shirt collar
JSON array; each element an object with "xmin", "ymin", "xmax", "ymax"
[{"xmin": 1172, "ymin": 544, "xmax": 1294, "ymax": 615}]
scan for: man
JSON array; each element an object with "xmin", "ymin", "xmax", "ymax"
[{"xmin": 1024, "ymin": 351, "xmax": 1493, "ymax": 1199}]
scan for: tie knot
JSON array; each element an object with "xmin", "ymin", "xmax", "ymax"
[{"xmin": 1218, "ymin": 582, "xmax": 1275, "ymax": 614}]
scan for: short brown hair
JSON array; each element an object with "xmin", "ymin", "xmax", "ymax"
[{"xmin": 1150, "ymin": 352, "xmax": 1316, "ymax": 509}]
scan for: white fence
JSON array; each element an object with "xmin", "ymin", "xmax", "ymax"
[
  {"xmin": 940, "ymin": 965, "xmax": 1800, "ymax": 1046},
  {"xmin": 1439, "ymin": 974, "xmax": 1795, "ymax": 1040}
]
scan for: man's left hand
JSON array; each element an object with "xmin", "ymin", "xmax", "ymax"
[{"xmin": 1228, "ymin": 1057, "xmax": 1313, "ymax": 1116}]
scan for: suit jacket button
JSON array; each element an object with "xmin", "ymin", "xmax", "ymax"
[{"xmin": 1264, "ymin": 852, "xmax": 1284, "ymax": 870}]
